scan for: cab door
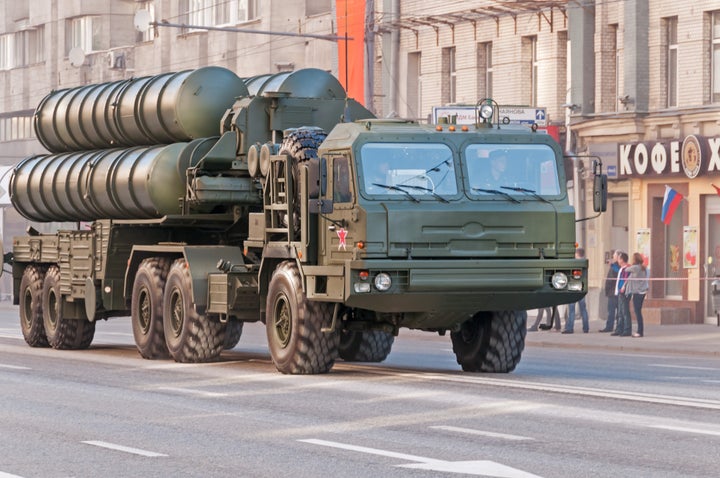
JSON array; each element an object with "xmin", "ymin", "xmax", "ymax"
[{"xmin": 319, "ymin": 154, "xmax": 357, "ymax": 265}]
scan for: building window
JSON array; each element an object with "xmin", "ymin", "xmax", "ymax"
[
  {"xmin": 67, "ymin": 16, "xmax": 101, "ymax": 54},
  {"xmin": 181, "ymin": 0, "xmax": 258, "ymax": 32},
  {"xmin": 442, "ymin": 47, "xmax": 456, "ymax": 104},
  {"xmin": 665, "ymin": 16, "xmax": 678, "ymax": 108},
  {"xmin": 523, "ymin": 36, "xmax": 538, "ymax": 105},
  {"xmin": 712, "ymin": 11, "xmax": 720, "ymax": 103},
  {"xmin": 407, "ymin": 51, "xmax": 421, "ymax": 119},
  {"xmin": 0, "ymin": 27, "xmax": 44, "ymax": 69},
  {"xmin": 477, "ymin": 42, "xmax": 493, "ymax": 99},
  {"xmin": 0, "ymin": 34, "xmax": 12, "ymax": 70},
  {"xmin": 24, "ymin": 26, "xmax": 45, "ymax": 65},
  {"xmin": 136, "ymin": 1, "xmax": 156, "ymax": 43},
  {"xmin": 0, "ymin": 113, "xmax": 36, "ymax": 142},
  {"xmin": 306, "ymin": 0, "xmax": 331, "ymax": 16}
]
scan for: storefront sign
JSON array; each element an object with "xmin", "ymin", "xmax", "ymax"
[
  {"xmin": 617, "ymin": 135, "xmax": 720, "ymax": 178},
  {"xmin": 432, "ymin": 105, "xmax": 548, "ymax": 126}
]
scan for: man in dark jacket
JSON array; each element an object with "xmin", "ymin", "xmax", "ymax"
[
  {"xmin": 612, "ymin": 251, "xmax": 632, "ymax": 336},
  {"xmin": 600, "ymin": 250, "xmax": 620, "ymax": 332}
]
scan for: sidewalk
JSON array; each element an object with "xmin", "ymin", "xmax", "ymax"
[{"xmin": 526, "ymin": 316, "xmax": 720, "ymax": 357}]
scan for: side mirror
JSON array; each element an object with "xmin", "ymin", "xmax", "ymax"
[
  {"xmin": 319, "ymin": 157, "xmax": 328, "ymax": 197},
  {"xmin": 593, "ymin": 174, "xmax": 608, "ymax": 212}
]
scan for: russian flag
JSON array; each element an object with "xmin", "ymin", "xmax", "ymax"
[{"xmin": 661, "ymin": 185, "xmax": 683, "ymax": 225}]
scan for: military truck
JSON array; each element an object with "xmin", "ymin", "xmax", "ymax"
[{"xmin": 8, "ymin": 67, "xmax": 606, "ymax": 374}]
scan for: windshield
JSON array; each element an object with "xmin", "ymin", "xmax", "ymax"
[
  {"xmin": 465, "ymin": 144, "xmax": 561, "ymax": 196},
  {"xmin": 359, "ymin": 143, "xmax": 457, "ymax": 197}
]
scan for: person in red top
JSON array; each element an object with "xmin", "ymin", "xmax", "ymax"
[{"xmin": 612, "ymin": 251, "xmax": 632, "ymax": 336}]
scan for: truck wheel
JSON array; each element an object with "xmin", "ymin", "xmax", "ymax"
[
  {"xmin": 163, "ymin": 259, "xmax": 225, "ymax": 363},
  {"xmin": 131, "ymin": 257, "xmax": 171, "ymax": 359},
  {"xmin": 339, "ymin": 330, "xmax": 394, "ymax": 362},
  {"xmin": 223, "ymin": 320, "xmax": 244, "ymax": 349},
  {"xmin": 19, "ymin": 265, "xmax": 49, "ymax": 347},
  {"xmin": 42, "ymin": 266, "xmax": 96, "ymax": 350},
  {"xmin": 450, "ymin": 310, "xmax": 527, "ymax": 373},
  {"xmin": 266, "ymin": 261, "xmax": 339, "ymax": 374}
]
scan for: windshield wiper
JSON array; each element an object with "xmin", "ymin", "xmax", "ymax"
[
  {"xmin": 395, "ymin": 184, "xmax": 450, "ymax": 203},
  {"xmin": 371, "ymin": 183, "xmax": 420, "ymax": 203},
  {"xmin": 501, "ymin": 186, "xmax": 551, "ymax": 204},
  {"xmin": 473, "ymin": 187, "xmax": 521, "ymax": 204}
]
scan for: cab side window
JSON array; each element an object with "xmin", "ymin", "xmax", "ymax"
[{"xmin": 333, "ymin": 156, "xmax": 352, "ymax": 203}]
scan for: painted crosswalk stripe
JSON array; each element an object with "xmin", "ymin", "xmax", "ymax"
[
  {"xmin": 430, "ymin": 425, "xmax": 533, "ymax": 441},
  {"xmin": 82, "ymin": 441, "xmax": 167, "ymax": 457}
]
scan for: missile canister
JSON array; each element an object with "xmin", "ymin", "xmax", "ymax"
[
  {"xmin": 243, "ymin": 68, "xmax": 346, "ymax": 99},
  {"xmin": 10, "ymin": 139, "xmax": 218, "ymax": 222},
  {"xmin": 34, "ymin": 67, "xmax": 248, "ymax": 153}
]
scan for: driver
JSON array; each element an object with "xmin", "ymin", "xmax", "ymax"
[{"xmin": 489, "ymin": 149, "xmax": 509, "ymax": 183}]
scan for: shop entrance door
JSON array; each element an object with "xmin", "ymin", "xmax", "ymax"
[{"xmin": 704, "ymin": 196, "xmax": 720, "ymax": 323}]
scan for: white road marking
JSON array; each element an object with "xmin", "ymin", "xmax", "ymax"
[
  {"xmin": 157, "ymin": 386, "xmax": 228, "ymax": 398},
  {"xmin": 0, "ymin": 471, "xmax": 26, "ymax": 478},
  {"xmin": 0, "ymin": 364, "xmax": 30, "ymax": 370},
  {"xmin": 300, "ymin": 438, "xmax": 542, "ymax": 477},
  {"xmin": 418, "ymin": 373, "xmax": 720, "ymax": 410},
  {"xmin": 648, "ymin": 364, "xmax": 718, "ymax": 371},
  {"xmin": 82, "ymin": 441, "xmax": 167, "ymax": 457},
  {"xmin": 430, "ymin": 425, "xmax": 533, "ymax": 441},
  {"xmin": 649, "ymin": 425, "xmax": 720, "ymax": 437}
]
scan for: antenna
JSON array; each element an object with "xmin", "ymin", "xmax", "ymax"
[
  {"xmin": 134, "ymin": 10, "xmax": 152, "ymax": 33},
  {"xmin": 68, "ymin": 47, "xmax": 86, "ymax": 68}
]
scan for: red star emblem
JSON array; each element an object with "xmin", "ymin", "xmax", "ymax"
[{"xmin": 336, "ymin": 228, "xmax": 348, "ymax": 250}]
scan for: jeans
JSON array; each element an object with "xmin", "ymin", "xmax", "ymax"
[
  {"xmin": 605, "ymin": 295, "xmax": 618, "ymax": 331},
  {"xmin": 529, "ymin": 307, "xmax": 559, "ymax": 330},
  {"xmin": 565, "ymin": 297, "xmax": 589, "ymax": 332},
  {"xmin": 615, "ymin": 294, "xmax": 632, "ymax": 336},
  {"xmin": 632, "ymin": 293, "xmax": 645, "ymax": 336}
]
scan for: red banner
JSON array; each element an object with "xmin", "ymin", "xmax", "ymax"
[{"xmin": 336, "ymin": 0, "xmax": 365, "ymax": 104}]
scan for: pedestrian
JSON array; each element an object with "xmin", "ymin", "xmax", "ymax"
[
  {"xmin": 625, "ymin": 252, "xmax": 649, "ymax": 337},
  {"xmin": 528, "ymin": 307, "xmax": 560, "ymax": 331},
  {"xmin": 563, "ymin": 248, "xmax": 589, "ymax": 334},
  {"xmin": 599, "ymin": 250, "xmax": 620, "ymax": 332},
  {"xmin": 612, "ymin": 251, "xmax": 632, "ymax": 336}
]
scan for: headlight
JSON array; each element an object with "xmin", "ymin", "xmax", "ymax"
[
  {"xmin": 568, "ymin": 281, "xmax": 583, "ymax": 292},
  {"xmin": 479, "ymin": 104, "xmax": 494, "ymax": 120},
  {"xmin": 551, "ymin": 272, "xmax": 568, "ymax": 290},
  {"xmin": 374, "ymin": 273, "xmax": 392, "ymax": 291},
  {"xmin": 354, "ymin": 282, "xmax": 371, "ymax": 293}
]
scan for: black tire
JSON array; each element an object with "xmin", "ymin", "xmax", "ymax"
[
  {"xmin": 223, "ymin": 320, "xmax": 244, "ymax": 350},
  {"xmin": 163, "ymin": 259, "xmax": 226, "ymax": 363},
  {"xmin": 42, "ymin": 266, "xmax": 96, "ymax": 350},
  {"xmin": 19, "ymin": 265, "xmax": 49, "ymax": 347},
  {"xmin": 266, "ymin": 261, "xmax": 339, "ymax": 374},
  {"xmin": 131, "ymin": 257, "xmax": 171, "ymax": 359},
  {"xmin": 450, "ymin": 310, "xmax": 527, "ymax": 373},
  {"xmin": 339, "ymin": 330, "xmax": 394, "ymax": 362}
]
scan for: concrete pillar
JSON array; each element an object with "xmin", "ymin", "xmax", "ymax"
[
  {"xmin": 568, "ymin": 1, "xmax": 595, "ymax": 116},
  {"xmin": 623, "ymin": 0, "xmax": 649, "ymax": 112}
]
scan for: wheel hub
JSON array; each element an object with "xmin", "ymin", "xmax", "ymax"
[
  {"xmin": 138, "ymin": 287, "xmax": 151, "ymax": 334},
  {"xmin": 169, "ymin": 289, "xmax": 184, "ymax": 338},
  {"xmin": 273, "ymin": 294, "xmax": 292, "ymax": 348}
]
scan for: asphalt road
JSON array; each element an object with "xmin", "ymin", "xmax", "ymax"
[{"xmin": 1, "ymin": 305, "xmax": 719, "ymax": 478}]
